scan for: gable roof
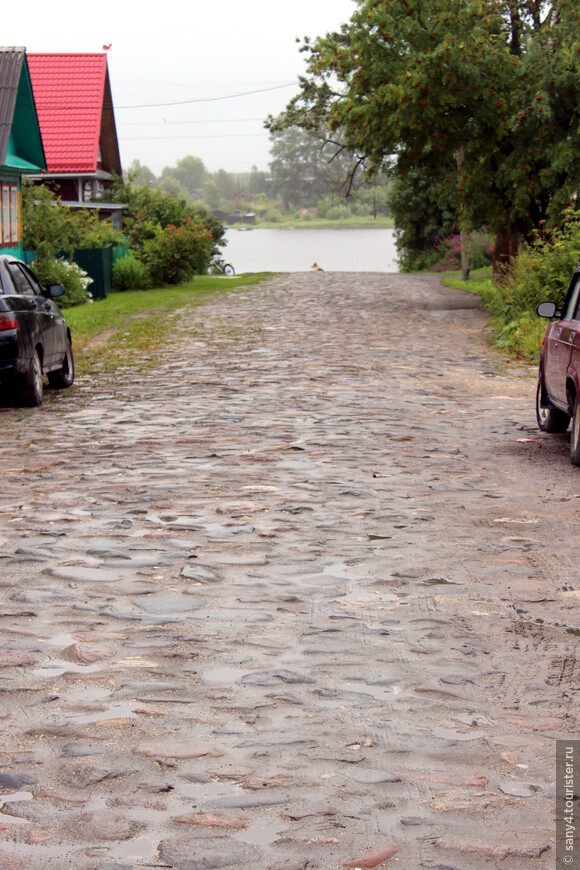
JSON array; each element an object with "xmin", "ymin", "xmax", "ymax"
[
  {"xmin": 27, "ymin": 53, "xmax": 121, "ymax": 175},
  {"xmin": 0, "ymin": 47, "xmax": 45, "ymax": 171}
]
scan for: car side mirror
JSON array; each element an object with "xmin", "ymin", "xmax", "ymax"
[
  {"xmin": 536, "ymin": 301, "xmax": 558, "ymax": 318},
  {"xmin": 46, "ymin": 284, "xmax": 65, "ymax": 299}
]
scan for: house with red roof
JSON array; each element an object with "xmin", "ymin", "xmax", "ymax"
[
  {"xmin": 27, "ymin": 53, "xmax": 124, "ymax": 227},
  {"xmin": 0, "ymin": 47, "xmax": 46, "ymax": 257}
]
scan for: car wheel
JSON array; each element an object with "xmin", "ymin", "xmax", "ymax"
[
  {"xmin": 21, "ymin": 349, "xmax": 44, "ymax": 407},
  {"xmin": 48, "ymin": 338, "xmax": 74, "ymax": 389},
  {"xmin": 536, "ymin": 370, "xmax": 570, "ymax": 433},
  {"xmin": 570, "ymin": 398, "xmax": 580, "ymax": 466}
]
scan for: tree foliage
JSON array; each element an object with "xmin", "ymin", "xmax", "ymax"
[
  {"xmin": 108, "ymin": 179, "xmax": 224, "ymax": 285},
  {"xmin": 22, "ymin": 182, "xmax": 123, "ymax": 305},
  {"xmin": 160, "ymin": 155, "xmax": 208, "ymax": 196},
  {"xmin": 267, "ymin": 124, "xmax": 391, "ymax": 212},
  {"xmin": 270, "ymin": 0, "xmax": 580, "ymax": 265}
]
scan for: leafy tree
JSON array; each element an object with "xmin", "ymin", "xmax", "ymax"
[
  {"xmin": 158, "ymin": 174, "xmax": 192, "ymax": 202},
  {"xmin": 267, "ymin": 126, "xmax": 362, "ymax": 209},
  {"xmin": 126, "ymin": 159, "xmax": 157, "ymax": 187},
  {"xmin": 389, "ymin": 161, "xmax": 458, "ymax": 271},
  {"xmin": 214, "ymin": 169, "xmax": 237, "ymax": 203},
  {"xmin": 161, "ymin": 155, "xmax": 207, "ymax": 196},
  {"xmin": 270, "ymin": 0, "xmax": 580, "ymax": 272},
  {"xmin": 248, "ymin": 166, "xmax": 269, "ymax": 196},
  {"xmin": 107, "ymin": 179, "xmax": 225, "ymax": 285},
  {"xmin": 22, "ymin": 182, "xmax": 123, "ymax": 304}
]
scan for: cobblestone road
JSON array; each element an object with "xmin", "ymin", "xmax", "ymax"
[{"xmin": 0, "ymin": 272, "xmax": 578, "ymax": 869}]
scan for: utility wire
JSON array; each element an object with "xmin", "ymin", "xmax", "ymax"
[{"xmin": 116, "ymin": 82, "xmax": 298, "ymax": 110}]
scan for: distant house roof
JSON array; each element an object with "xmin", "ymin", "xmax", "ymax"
[
  {"xmin": 27, "ymin": 53, "xmax": 121, "ymax": 176},
  {"xmin": 0, "ymin": 47, "xmax": 45, "ymax": 172}
]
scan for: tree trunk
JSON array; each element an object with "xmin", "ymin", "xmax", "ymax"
[
  {"xmin": 492, "ymin": 232, "xmax": 519, "ymax": 280},
  {"xmin": 460, "ymin": 229, "xmax": 470, "ymax": 282}
]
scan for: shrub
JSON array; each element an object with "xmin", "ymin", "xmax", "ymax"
[
  {"xmin": 325, "ymin": 204, "xmax": 351, "ymax": 220},
  {"xmin": 264, "ymin": 207, "xmax": 283, "ymax": 223},
  {"xmin": 434, "ymin": 228, "xmax": 493, "ymax": 271},
  {"xmin": 22, "ymin": 181, "xmax": 123, "ymax": 257},
  {"xmin": 501, "ymin": 210, "xmax": 580, "ymax": 318},
  {"xmin": 112, "ymin": 255, "xmax": 152, "ymax": 292},
  {"xmin": 32, "ymin": 257, "xmax": 93, "ymax": 307},
  {"xmin": 469, "ymin": 228, "xmax": 494, "ymax": 270},
  {"xmin": 108, "ymin": 181, "xmax": 225, "ymax": 259},
  {"xmin": 141, "ymin": 218, "xmax": 214, "ymax": 285},
  {"xmin": 471, "ymin": 209, "xmax": 580, "ymax": 359}
]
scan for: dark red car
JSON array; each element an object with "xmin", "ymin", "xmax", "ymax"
[{"xmin": 536, "ymin": 263, "xmax": 580, "ymax": 464}]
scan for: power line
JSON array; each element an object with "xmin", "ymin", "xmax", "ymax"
[
  {"xmin": 116, "ymin": 82, "xmax": 298, "ymax": 110},
  {"xmin": 120, "ymin": 118, "xmax": 265, "ymax": 127},
  {"xmin": 120, "ymin": 133, "xmax": 265, "ymax": 141}
]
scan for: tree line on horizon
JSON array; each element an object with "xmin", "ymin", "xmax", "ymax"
[{"xmin": 125, "ymin": 126, "xmax": 392, "ymax": 224}]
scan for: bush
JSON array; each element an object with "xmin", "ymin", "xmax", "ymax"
[
  {"xmin": 264, "ymin": 207, "xmax": 283, "ymax": 223},
  {"xmin": 470, "ymin": 228, "xmax": 495, "ymax": 270},
  {"xmin": 141, "ymin": 218, "xmax": 214, "ymax": 285},
  {"xmin": 108, "ymin": 181, "xmax": 225, "ymax": 259},
  {"xmin": 32, "ymin": 257, "xmax": 93, "ymax": 307},
  {"xmin": 22, "ymin": 181, "xmax": 123, "ymax": 257},
  {"xmin": 500, "ymin": 210, "xmax": 580, "ymax": 319},
  {"xmin": 325, "ymin": 204, "xmax": 351, "ymax": 220},
  {"xmin": 434, "ymin": 228, "xmax": 493, "ymax": 271},
  {"xmin": 469, "ymin": 209, "xmax": 580, "ymax": 359},
  {"xmin": 397, "ymin": 241, "xmax": 441, "ymax": 272},
  {"xmin": 112, "ymin": 255, "xmax": 152, "ymax": 292}
]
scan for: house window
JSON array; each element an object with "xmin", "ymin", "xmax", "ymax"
[
  {"xmin": 10, "ymin": 187, "xmax": 19, "ymax": 243},
  {"xmin": 1, "ymin": 183, "xmax": 20, "ymax": 246},
  {"xmin": 1, "ymin": 185, "xmax": 10, "ymax": 245}
]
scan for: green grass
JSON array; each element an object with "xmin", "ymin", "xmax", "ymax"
[
  {"xmin": 441, "ymin": 269, "xmax": 498, "ymax": 307},
  {"xmin": 441, "ymin": 268, "xmax": 545, "ymax": 360},
  {"xmin": 64, "ymin": 273, "xmax": 271, "ymax": 376}
]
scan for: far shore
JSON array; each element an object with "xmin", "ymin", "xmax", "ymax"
[{"xmin": 229, "ymin": 217, "xmax": 395, "ymax": 231}]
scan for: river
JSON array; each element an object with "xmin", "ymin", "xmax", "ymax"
[{"xmin": 222, "ymin": 227, "xmax": 399, "ymax": 274}]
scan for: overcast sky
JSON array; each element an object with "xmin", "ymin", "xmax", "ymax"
[{"xmin": 4, "ymin": 0, "xmax": 356, "ymax": 176}]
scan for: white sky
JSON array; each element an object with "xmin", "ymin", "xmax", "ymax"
[{"xmin": 4, "ymin": 0, "xmax": 356, "ymax": 176}]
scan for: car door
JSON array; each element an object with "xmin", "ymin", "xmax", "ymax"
[
  {"xmin": 544, "ymin": 273, "xmax": 580, "ymax": 406},
  {"xmin": 22, "ymin": 263, "xmax": 68, "ymax": 367}
]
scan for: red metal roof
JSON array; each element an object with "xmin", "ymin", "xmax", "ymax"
[{"xmin": 27, "ymin": 54, "xmax": 108, "ymax": 173}]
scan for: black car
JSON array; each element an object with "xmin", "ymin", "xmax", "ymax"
[{"xmin": 0, "ymin": 255, "xmax": 74, "ymax": 407}]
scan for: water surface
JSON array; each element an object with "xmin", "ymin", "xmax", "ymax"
[{"xmin": 223, "ymin": 227, "xmax": 398, "ymax": 274}]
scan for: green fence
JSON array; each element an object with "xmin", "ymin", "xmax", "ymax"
[
  {"xmin": 72, "ymin": 248, "xmax": 113, "ymax": 300},
  {"xmin": 24, "ymin": 247, "xmax": 117, "ymax": 301}
]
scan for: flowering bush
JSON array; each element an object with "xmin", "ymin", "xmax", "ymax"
[
  {"xmin": 31, "ymin": 256, "xmax": 93, "ymax": 307},
  {"xmin": 141, "ymin": 218, "xmax": 214, "ymax": 285},
  {"xmin": 434, "ymin": 228, "xmax": 494, "ymax": 271}
]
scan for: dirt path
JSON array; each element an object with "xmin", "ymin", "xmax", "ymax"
[{"xmin": 0, "ymin": 272, "xmax": 577, "ymax": 869}]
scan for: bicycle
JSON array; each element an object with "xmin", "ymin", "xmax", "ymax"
[{"xmin": 209, "ymin": 257, "xmax": 235, "ymax": 276}]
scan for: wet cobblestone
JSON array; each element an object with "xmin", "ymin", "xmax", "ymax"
[{"xmin": 0, "ymin": 272, "xmax": 576, "ymax": 868}]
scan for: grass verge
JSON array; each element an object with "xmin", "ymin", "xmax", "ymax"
[
  {"xmin": 441, "ymin": 269, "xmax": 545, "ymax": 361},
  {"xmin": 64, "ymin": 273, "xmax": 272, "ymax": 377}
]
